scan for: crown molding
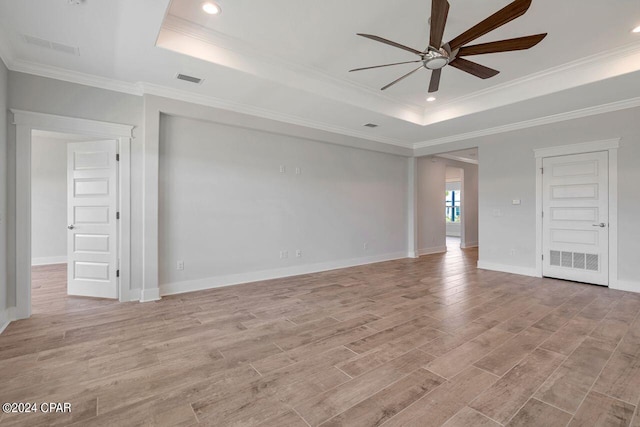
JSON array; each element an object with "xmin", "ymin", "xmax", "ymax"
[
  {"xmin": 414, "ymin": 97, "xmax": 640, "ymax": 150},
  {"xmin": 142, "ymin": 83, "xmax": 412, "ymax": 148},
  {"xmin": 9, "ymin": 59, "xmax": 143, "ymax": 95},
  {"xmin": 422, "ymin": 41, "xmax": 640, "ymax": 126}
]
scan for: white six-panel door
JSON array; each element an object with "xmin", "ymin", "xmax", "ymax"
[
  {"xmin": 542, "ymin": 151, "xmax": 609, "ymax": 286},
  {"xmin": 67, "ymin": 140, "xmax": 118, "ymax": 298}
]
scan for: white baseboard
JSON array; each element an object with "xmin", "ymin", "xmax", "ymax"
[
  {"xmin": 128, "ymin": 288, "xmax": 141, "ymax": 302},
  {"xmin": 417, "ymin": 246, "xmax": 447, "ymax": 256},
  {"xmin": 407, "ymin": 251, "xmax": 419, "ymax": 259},
  {"xmin": 141, "ymin": 288, "xmax": 161, "ymax": 302},
  {"xmin": 0, "ymin": 307, "xmax": 17, "ymax": 335},
  {"xmin": 610, "ymin": 280, "xmax": 640, "ymax": 294},
  {"xmin": 461, "ymin": 241, "xmax": 479, "ymax": 249},
  {"xmin": 31, "ymin": 256, "xmax": 67, "ymax": 266},
  {"xmin": 160, "ymin": 252, "xmax": 408, "ymax": 297},
  {"xmin": 477, "ymin": 260, "xmax": 538, "ymax": 278}
]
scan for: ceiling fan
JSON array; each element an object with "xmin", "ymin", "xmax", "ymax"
[{"xmin": 350, "ymin": 0, "xmax": 547, "ymax": 93}]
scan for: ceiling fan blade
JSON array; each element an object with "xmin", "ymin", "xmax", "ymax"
[
  {"xmin": 448, "ymin": 0, "xmax": 532, "ymax": 51},
  {"xmin": 357, "ymin": 34, "xmax": 424, "ymax": 56},
  {"xmin": 381, "ymin": 66, "xmax": 425, "ymax": 90},
  {"xmin": 449, "ymin": 58, "xmax": 499, "ymax": 79},
  {"xmin": 457, "ymin": 33, "xmax": 547, "ymax": 56},
  {"xmin": 429, "ymin": 0, "xmax": 450, "ymax": 49},
  {"xmin": 349, "ymin": 60, "xmax": 422, "ymax": 72},
  {"xmin": 428, "ymin": 69, "xmax": 442, "ymax": 93}
]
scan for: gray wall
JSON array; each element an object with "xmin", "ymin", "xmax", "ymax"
[
  {"xmin": 0, "ymin": 59, "xmax": 7, "ymax": 321},
  {"xmin": 6, "ymin": 72, "xmax": 144, "ymax": 306},
  {"xmin": 417, "ymin": 157, "xmax": 479, "ymax": 253},
  {"xmin": 158, "ymin": 115, "xmax": 409, "ymax": 288},
  {"xmin": 478, "ymin": 107, "xmax": 640, "ymax": 289},
  {"xmin": 31, "ymin": 136, "xmax": 67, "ymax": 263}
]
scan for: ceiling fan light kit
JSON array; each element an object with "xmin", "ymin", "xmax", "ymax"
[{"xmin": 350, "ymin": 0, "xmax": 547, "ymax": 93}]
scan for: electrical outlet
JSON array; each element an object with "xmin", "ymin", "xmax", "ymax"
[
  {"xmin": 296, "ymin": 250, "xmax": 302, "ymax": 258},
  {"xmin": 295, "ymin": 167, "xmax": 301, "ymax": 175},
  {"xmin": 177, "ymin": 260, "xmax": 184, "ymax": 270},
  {"xmin": 279, "ymin": 165, "xmax": 286, "ymax": 173},
  {"xmin": 510, "ymin": 249, "xmax": 517, "ymax": 256},
  {"xmin": 280, "ymin": 251, "xmax": 289, "ymax": 259},
  {"xmin": 363, "ymin": 242, "xmax": 368, "ymax": 251}
]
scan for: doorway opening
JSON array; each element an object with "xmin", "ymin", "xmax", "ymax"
[
  {"xmin": 30, "ymin": 131, "xmax": 121, "ymax": 314},
  {"xmin": 445, "ymin": 166, "xmax": 463, "ymax": 251},
  {"xmin": 13, "ymin": 110, "xmax": 133, "ymax": 320}
]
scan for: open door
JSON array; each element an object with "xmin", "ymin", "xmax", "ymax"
[{"xmin": 67, "ymin": 140, "xmax": 119, "ymax": 298}]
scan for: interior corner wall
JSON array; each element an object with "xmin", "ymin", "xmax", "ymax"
[
  {"xmin": 31, "ymin": 136, "xmax": 67, "ymax": 264},
  {"xmin": 416, "ymin": 157, "xmax": 478, "ymax": 254},
  {"xmin": 6, "ymin": 72, "xmax": 144, "ymax": 307},
  {"xmin": 0, "ymin": 59, "xmax": 8, "ymax": 324},
  {"xmin": 158, "ymin": 114, "xmax": 409, "ymax": 295}
]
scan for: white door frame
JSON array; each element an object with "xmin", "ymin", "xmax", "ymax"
[
  {"xmin": 12, "ymin": 109, "xmax": 134, "ymax": 319},
  {"xmin": 534, "ymin": 138, "xmax": 619, "ymax": 287}
]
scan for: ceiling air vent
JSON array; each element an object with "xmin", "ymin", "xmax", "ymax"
[
  {"xmin": 363, "ymin": 123, "xmax": 379, "ymax": 128},
  {"xmin": 176, "ymin": 74, "xmax": 203, "ymax": 84},
  {"xmin": 23, "ymin": 35, "xmax": 80, "ymax": 56}
]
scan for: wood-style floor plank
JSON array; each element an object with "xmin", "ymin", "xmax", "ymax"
[{"xmin": 2, "ymin": 241, "xmax": 639, "ymax": 426}]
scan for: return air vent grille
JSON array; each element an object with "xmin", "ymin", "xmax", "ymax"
[
  {"xmin": 23, "ymin": 35, "xmax": 79, "ymax": 55},
  {"xmin": 176, "ymin": 74, "xmax": 203, "ymax": 84},
  {"xmin": 550, "ymin": 250, "xmax": 599, "ymax": 271}
]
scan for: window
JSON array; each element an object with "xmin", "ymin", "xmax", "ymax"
[{"xmin": 445, "ymin": 189, "xmax": 461, "ymax": 223}]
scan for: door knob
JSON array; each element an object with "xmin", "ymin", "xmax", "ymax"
[
  {"xmin": 67, "ymin": 225, "xmax": 75, "ymax": 230},
  {"xmin": 592, "ymin": 223, "xmax": 607, "ymax": 228}
]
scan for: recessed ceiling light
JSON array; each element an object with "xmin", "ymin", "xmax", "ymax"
[
  {"xmin": 427, "ymin": 96, "xmax": 437, "ymax": 102},
  {"xmin": 202, "ymin": 2, "xmax": 221, "ymax": 15},
  {"xmin": 633, "ymin": 25, "xmax": 640, "ymax": 33}
]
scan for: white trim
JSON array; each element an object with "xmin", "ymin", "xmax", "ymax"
[
  {"xmin": 10, "ymin": 59, "xmax": 143, "ymax": 96},
  {"xmin": 160, "ymin": 252, "xmax": 408, "ymax": 297},
  {"xmin": 128, "ymin": 288, "xmax": 141, "ymax": 302},
  {"xmin": 461, "ymin": 241, "xmax": 478, "ymax": 249},
  {"xmin": 436, "ymin": 153, "xmax": 479, "ymax": 165},
  {"xmin": 141, "ymin": 288, "xmax": 161, "ymax": 302},
  {"xmin": 0, "ymin": 307, "xmax": 17, "ymax": 335},
  {"xmin": 610, "ymin": 280, "xmax": 640, "ymax": 294},
  {"xmin": 12, "ymin": 110, "xmax": 134, "ymax": 138},
  {"xmin": 11, "ymin": 110, "xmax": 134, "ymax": 319},
  {"xmin": 417, "ymin": 246, "xmax": 447, "ymax": 256},
  {"xmin": 477, "ymin": 261, "xmax": 538, "ymax": 278},
  {"xmin": 533, "ymin": 139, "xmax": 620, "ymax": 158},
  {"xmin": 534, "ymin": 139, "xmax": 620, "ymax": 286},
  {"xmin": 31, "ymin": 256, "xmax": 67, "ymax": 266},
  {"xmin": 415, "ymin": 98, "xmax": 640, "ymax": 150}
]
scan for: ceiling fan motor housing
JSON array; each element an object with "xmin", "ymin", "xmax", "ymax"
[{"xmin": 423, "ymin": 48, "xmax": 450, "ymax": 70}]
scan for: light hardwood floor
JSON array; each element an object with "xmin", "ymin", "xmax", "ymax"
[{"xmin": 2, "ymin": 245, "xmax": 640, "ymax": 426}]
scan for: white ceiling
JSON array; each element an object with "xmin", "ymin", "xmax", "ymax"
[{"xmin": 1, "ymin": 0, "xmax": 639, "ymax": 151}]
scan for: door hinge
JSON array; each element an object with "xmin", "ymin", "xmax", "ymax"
[
  {"xmin": 116, "ymin": 269, "xmax": 120, "ymax": 278},
  {"xmin": 116, "ymin": 154, "xmax": 120, "ymax": 161},
  {"xmin": 540, "ymin": 167, "xmax": 544, "ymax": 174},
  {"xmin": 542, "ymin": 211, "xmax": 544, "ymax": 218},
  {"xmin": 116, "ymin": 212, "xmax": 120, "ymax": 220},
  {"xmin": 542, "ymin": 254, "xmax": 544, "ymax": 261}
]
